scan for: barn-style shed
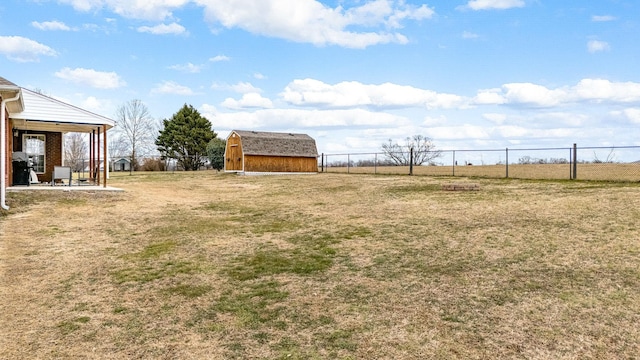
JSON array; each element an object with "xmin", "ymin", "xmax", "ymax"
[{"xmin": 225, "ymin": 130, "xmax": 318, "ymax": 174}]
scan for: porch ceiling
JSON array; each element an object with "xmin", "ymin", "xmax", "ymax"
[{"xmin": 10, "ymin": 118, "xmax": 109, "ymax": 133}]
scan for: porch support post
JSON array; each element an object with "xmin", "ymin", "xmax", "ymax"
[
  {"xmin": 89, "ymin": 129, "xmax": 94, "ymax": 181},
  {"xmin": 103, "ymin": 125, "xmax": 108, "ymax": 187},
  {"xmin": 97, "ymin": 127, "xmax": 101, "ymax": 186}
]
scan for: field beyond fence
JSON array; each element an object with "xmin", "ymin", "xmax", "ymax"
[{"xmin": 321, "ymin": 145, "xmax": 640, "ymax": 181}]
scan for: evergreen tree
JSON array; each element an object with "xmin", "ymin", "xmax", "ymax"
[
  {"xmin": 156, "ymin": 104, "xmax": 216, "ymax": 171},
  {"xmin": 207, "ymin": 137, "xmax": 226, "ymax": 171}
]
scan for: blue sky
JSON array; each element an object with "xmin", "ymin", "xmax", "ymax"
[{"xmin": 1, "ymin": 0, "xmax": 639, "ymax": 157}]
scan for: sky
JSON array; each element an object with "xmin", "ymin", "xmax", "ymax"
[{"xmin": 1, "ymin": 0, "xmax": 639, "ymax": 159}]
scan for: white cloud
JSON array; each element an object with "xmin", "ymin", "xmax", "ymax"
[
  {"xmin": 422, "ymin": 115, "xmax": 447, "ymax": 126},
  {"xmin": 81, "ymin": 96, "xmax": 111, "ymax": 113},
  {"xmin": 231, "ymin": 82, "xmax": 261, "ymax": 94},
  {"xmin": 474, "ymin": 88, "xmax": 507, "ymax": 105},
  {"xmin": 204, "ymin": 107, "xmax": 409, "ymax": 131},
  {"xmin": 57, "ymin": 0, "xmax": 434, "ymax": 48},
  {"xmin": 502, "ymin": 83, "xmax": 568, "ymax": 107},
  {"xmin": 222, "ymin": 93, "xmax": 274, "ymax": 109},
  {"xmin": 474, "ymin": 79, "xmax": 640, "ymax": 108},
  {"xmin": 31, "ymin": 20, "xmax": 73, "ymax": 31},
  {"xmin": 462, "ymin": 31, "xmax": 479, "ymax": 39},
  {"xmin": 429, "ymin": 124, "xmax": 491, "ymax": 140},
  {"xmin": 615, "ymin": 108, "xmax": 640, "ymax": 124},
  {"xmin": 137, "ymin": 22, "xmax": 187, "ymax": 35},
  {"xmin": 281, "ymin": 78, "xmax": 465, "ymax": 109},
  {"xmin": 587, "ymin": 40, "xmax": 610, "ymax": 53},
  {"xmin": 483, "ymin": 113, "xmax": 507, "ymax": 124},
  {"xmin": 209, "ymin": 55, "xmax": 230, "ymax": 62},
  {"xmin": 573, "ymin": 79, "xmax": 640, "ymax": 103},
  {"xmin": 461, "ymin": 0, "xmax": 525, "ymax": 11},
  {"xmin": 591, "ymin": 15, "xmax": 616, "ymax": 22},
  {"xmin": 211, "ymin": 81, "xmax": 262, "ymax": 94},
  {"xmin": 151, "ymin": 81, "xmax": 195, "ymax": 95},
  {"xmin": 541, "ymin": 112, "xmax": 588, "ymax": 127},
  {"xmin": 253, "ymin": 73, "xmax": 266, "ymax": 80},
  {"xmin": 0, "ymin": 35, "xmax": 57, "ymax": 62},
  {"xmin": 195, "ymin": 0, "xmax": 434, "ymax": 48},
  {"xmin": 59, "ymin": 0, "xmax": 191, "ymax": 21},
  {"xmin": 168, "ymin": 62, "xmax": 203, "ymax": 73},
  {"xmin": 55, "ymin": 67, "xmax": 126, "ymax": 89}
]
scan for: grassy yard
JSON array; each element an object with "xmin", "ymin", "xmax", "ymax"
[{"xmin": 1, "ymin": 172, "xmax": 639, "ymax": 359}]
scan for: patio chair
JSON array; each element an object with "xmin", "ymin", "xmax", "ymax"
[{"xmin": 52, "ymin": 166, "xmax": 72, "ymax": 186}]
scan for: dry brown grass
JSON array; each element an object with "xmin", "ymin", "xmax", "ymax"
[
  {"xmin": 2, "ymin": 171, "xmax": 640, "ymax": 359},
  {"xmin": 326, "ymin": 163, "xmax": 640, "ymax": 181}
]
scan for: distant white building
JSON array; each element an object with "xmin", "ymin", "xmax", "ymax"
[{"xmin": 112, "ymin": 157, "xmax": 131, "ymax": 172}]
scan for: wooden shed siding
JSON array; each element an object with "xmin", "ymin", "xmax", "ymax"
[
  {"xmin": 224, "ymin": 130, "xmax": 318, "ymax": 173},
  {"xmin": 244, "ymin": 155, "xmax": 318, "ymax": 173}
]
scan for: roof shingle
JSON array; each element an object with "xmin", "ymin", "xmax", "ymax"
[{"xmin": 232, "ymin": 130, "xmax": 318, "ymax": 158}]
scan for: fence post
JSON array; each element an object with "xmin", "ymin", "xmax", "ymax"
[
  {"xmin": 452, "ymin": 150, "xmax": 456, "ymax": 176},
  {"xmin": 568, "ymin": 147, "xmax": 572, "ymax": 179},
  {"xmin": 374, "ymin": 153, "xmax": 377, "ymax": 174},
  {"xmin": 321, "ymin": 153, "xmax": 324, "ymax": 173},
  {"xmin": 409, "ymin": 147, "xmax": 414, "ymax": 176},
  {"xmin": 572, "ymin": 143, "xmax": 577, "ymax": 180},
  {"xmin": 347, "ymin": 154, "xmax": 350, "ymax": 174},
  {"xmin": 505, "ymin": 148, "xmax": 509, "ymax": 178}
]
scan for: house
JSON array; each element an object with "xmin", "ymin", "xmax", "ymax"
[
  {"xmin": 1, "ymin": 76, "xmax": 115, "ymax": 208},
  {"xmin": 224, "ymin": 130, "xmax": 318, "ymax": 174},
  {"xmin": 112, "ymin": 157, "xmax": 131, "ymax": 172}
]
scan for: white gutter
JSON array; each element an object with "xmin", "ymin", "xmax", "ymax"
[{"xmin": 1, "ymin": 92, "xmax": 22, "ymax": 210}]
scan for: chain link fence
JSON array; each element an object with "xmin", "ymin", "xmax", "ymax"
[{"xmin": 319, "ymin": 145, "xmax": 640, "ymax": 182}]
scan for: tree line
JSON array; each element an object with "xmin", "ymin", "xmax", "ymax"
[
  {"xmin": 65, "ymin": 99, "xmax": 446, "ymax": 172},
  {"xmin": 65, "ymin": 100, "xmax": 226, "ymax": 172}
]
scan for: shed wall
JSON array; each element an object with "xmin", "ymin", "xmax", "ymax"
[{"xmin": 244, "ymin": 155, "xmax": 318, "ymax": 173}]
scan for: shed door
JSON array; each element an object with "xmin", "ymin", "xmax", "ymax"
[{"xmin": 227, "ymin": 134, "xmax": 243, "ymax": 171}]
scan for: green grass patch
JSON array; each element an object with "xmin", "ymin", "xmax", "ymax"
[
  {"xmin": 57, "ymin": 316, "xmax": 91, "ymax": 335},
  {"xmin": 112, "ymin": 260, "xmax": 200, "ymax": 284},
  {"xmin": 226, "ymin": 246, "xmax": 334, "ymax": 281},
  {"xmin": 136, "ymin": 241, "xmax": 177, "ymax": 259},
  {"xmin": 193, "ymin": 280, "xmax": 288, "ymax": 330},
  {"xmin": 164, "ymin": 284, "xmax": 212, "ymax": 298}
]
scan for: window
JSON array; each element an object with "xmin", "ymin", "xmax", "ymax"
[{"xmin": 24, "ymin": 134, "xmax": 46, "ymax": 173}]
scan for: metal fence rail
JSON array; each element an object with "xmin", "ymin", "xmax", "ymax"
[{"xmin": 319, "ymin": 145, "xmax": 640, "ymax": 182}]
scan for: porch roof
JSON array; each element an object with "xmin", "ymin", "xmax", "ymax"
[
  {"xmin": 9, "ymin": 88, "xmax": 115, "ymax": 133},
  {"xmin": 0, "ymin": 77, "xmax": 25, "ymax": 113}
]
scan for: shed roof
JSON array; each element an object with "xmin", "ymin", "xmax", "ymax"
[
  {"xmin": 10, "ymin": 88, "xmax": 115, "ymax": 132},
  {"xmin": 231, "ymin": 130, "xmax": 318, "ymax": 158}
]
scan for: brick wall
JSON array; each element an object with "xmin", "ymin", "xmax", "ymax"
[
  {"xmin": 44, "ymin": 132, "xmax": 62, "ymax": 183},
  {"xmin": 11, "ymin": 130, "xmax": 62, "ymax": 184}
]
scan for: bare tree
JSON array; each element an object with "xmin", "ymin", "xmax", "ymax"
[
  {"xmin": 382, "ymin": 135, "xmax": 442, "ymax": 166},
  {"xmin": 115, "ymin": 99, "xmax": 155, "ymax": 172},
  {"xmin": 64, "ymin": 132, "xmax": 87, "ymax": 172},
  {"xmin": 593, "ymin": 148, "xmax": 616, "ymax": 163},
  {"xmin": 108, "ymin": 134, "xmax": 129, "ymax": 160}
]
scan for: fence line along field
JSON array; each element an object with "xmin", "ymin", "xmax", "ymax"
[
  {"xmin": 324, "ymin": 162, "xmax": 640, "ymax": 181},
  {"xmin": 2, "ymin": 171, "xmax": 640, "ymax": 359}
]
